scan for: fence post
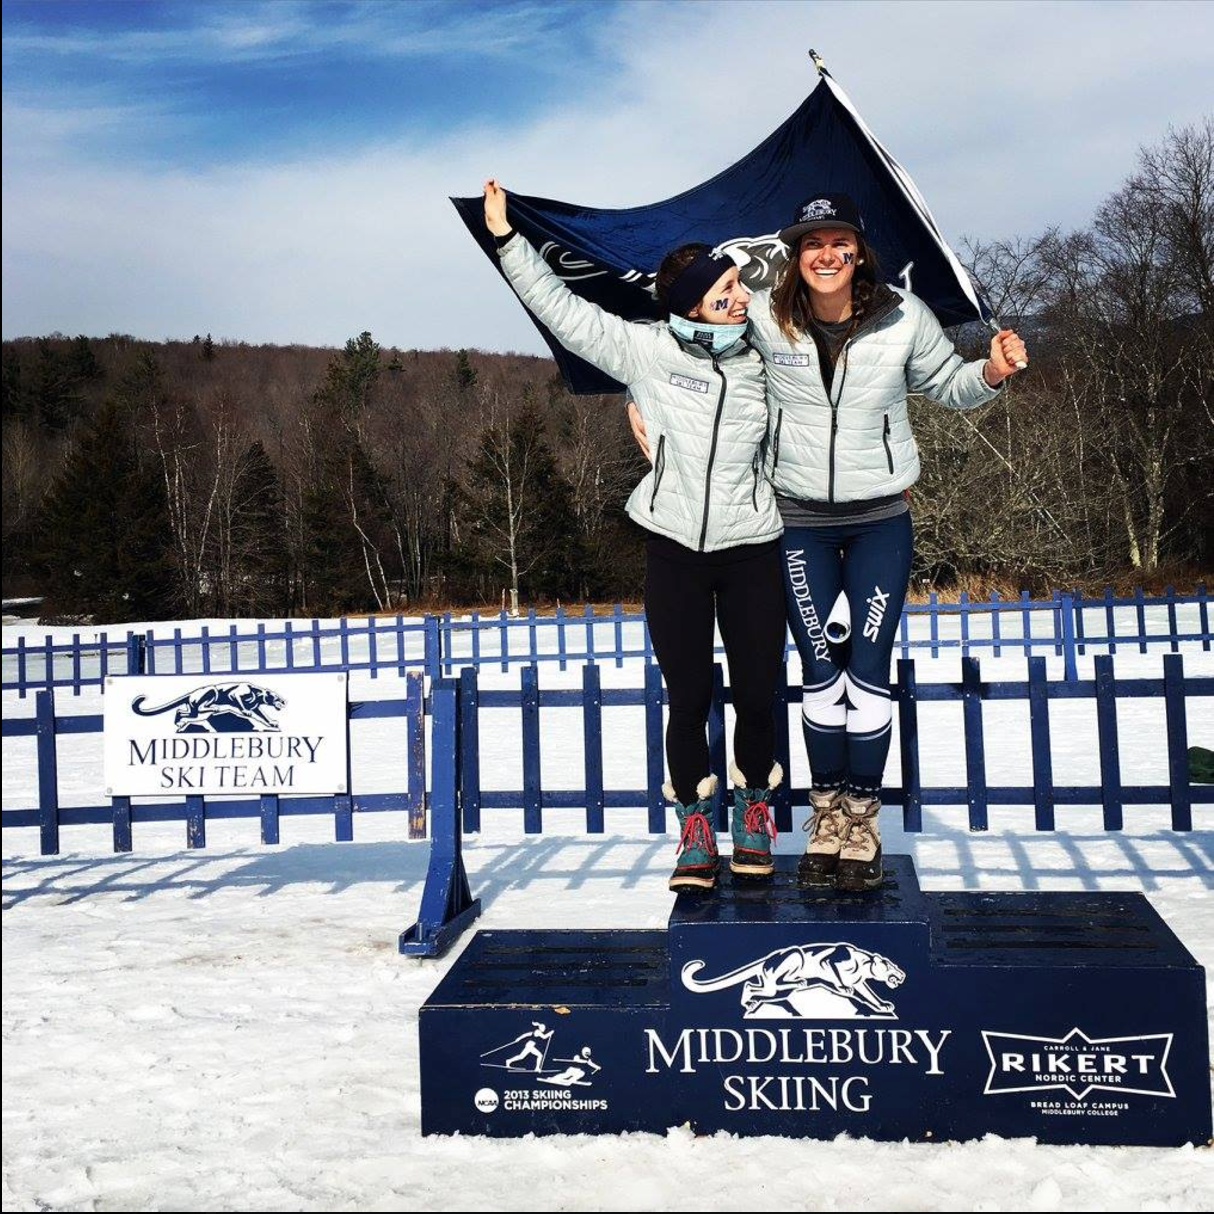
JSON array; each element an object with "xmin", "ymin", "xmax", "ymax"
[
  {"xmin": 895, "ymin": 659, "xmax": 921, "ymax": 832},
  {"xmin": 1060, "ymin": 593, "xmax": 1078, "ymax": 682},
  {"xmin": 772, "ymin": 677, "xmax": 792, "ymax": 835},
  {"xmin": 423, "ymin": 615, "xmax": 441, "ymax": 680},
  {"xmin": 1163, "ymin": 654, "xmax": 1192, "ymax": 831},
  {"xmin": 521, "ymin": 663, "xmax": 542, "ymax": 833},
  {"xmin": 1197, "ymin": 582, "xmax": 1209, "ymax": 651},
  {"xmin": 582, "ymin": 663, "xmax": 604, "ymax": 834},
  {"xmin": 645, "ymin": 663, "xmax": 665, "ymax": 833},
  {"xmin": 334, "ymin": 672, "xmax": 354, "ymax": 842},
  {"xmin": 556, "ymin": 605, "xmax": 567, "ymax": 672},
  {"xmin": 1093, "ymin": 655, "xmax": 1122, "ymax": 831},
  {"xmin": 458, "ymin": 667, "xmax": 480, "ymax": 835},
  {"xmin": 407, "ymin": 671, "xmax": 427, "ymax": 839},
  {"xmin": 125, "ymin": 631, "xmax": 146, "ymax": 676},
  {"xmin": 1165, "ymin": 585, "xmax": 1179, "ymax": 655},
  {"xmin": 35, "ymin": 689, "xmax": 60, "ymax": 856},
  {"xmin": 961, "ymin": 657, "xmax": 988, "ymax": 831},
  {"xmin": 708, "ymin": 663, "xmax": 728, "ymax": 831},
  {"xmin": 1027, "ymin": 657, "xmax": 1054, "ymax": 831}
]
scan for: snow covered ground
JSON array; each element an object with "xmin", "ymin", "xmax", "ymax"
[{"xmin": 3, "ymin": 615, "xmax": 1213, "ymax": 1211}]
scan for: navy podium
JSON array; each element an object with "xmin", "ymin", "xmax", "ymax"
[{"xmin": 419, "ymin": 855, "xmax": 1211, "ymax": 1145}]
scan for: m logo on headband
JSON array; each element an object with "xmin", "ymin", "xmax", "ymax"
[{"xmin": 801, "ymin": 199, "xmax": 837, "ymax": 221}]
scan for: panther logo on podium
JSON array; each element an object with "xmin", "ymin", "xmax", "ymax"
[{"xmin": 682, "ymin": 942, "xmax": 905, "ymax": 1019}]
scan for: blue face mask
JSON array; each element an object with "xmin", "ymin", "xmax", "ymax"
[{"xmin": 668, "ymin": 313, "xmax": 748, "ymax": 354}]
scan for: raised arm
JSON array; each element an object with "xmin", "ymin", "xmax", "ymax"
[
  {"xmin": 904, "ymin": 294, "xmax": 1027, "ymax": 410},
  {"xmin": 483, "ymin": 180, "xmax": 660, "ymax": 386}
]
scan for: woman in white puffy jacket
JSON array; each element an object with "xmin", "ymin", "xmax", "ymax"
[
  {"xmin": 631, "ymin": 192, "xmax": 1028, "ymax": 892},
  {"xmin": 482, "ymin": 180, "xmax": 789, "ymax": 893}
]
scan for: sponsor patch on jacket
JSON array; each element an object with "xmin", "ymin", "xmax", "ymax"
[
  {"xmin": 670, "ymin": 373, "xmax": 710, "ymax": 394},
  {"xmin": 772, "ymin": 352, "xmax": 811, "ymax": 367}
]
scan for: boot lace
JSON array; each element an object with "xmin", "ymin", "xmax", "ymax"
[
  {"xmin": 742, "ymin": 798, "xmax": 777, "ymax": 843},
  {"xmin": 677, "ymin": 811, "xmax": 717, "ymax": 857},
  {"xmin": 840, "ymin": 797, "xmax": 880, "ymax": 849},
  {"xmin": 803, "ymin": 796, "xmax": 842, "ymax": 842}
]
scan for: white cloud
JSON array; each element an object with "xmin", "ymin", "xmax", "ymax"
[
  {"xmin": 3, "ymin": 0, "xmax": 1212, "ymax": 353},
  {"xmin": 1, "ymin": 0, "xmax": 578, "ymax": 66}
]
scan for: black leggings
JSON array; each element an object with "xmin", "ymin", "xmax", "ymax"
[{"xmin": 644, "ymin": 535, "xmax": 787, "ymax": 805}]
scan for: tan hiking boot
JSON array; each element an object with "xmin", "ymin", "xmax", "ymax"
[
  {"xmin": 835, "ymin": 793, "xmax": 883, "ymax": 891},
  {"xmin": 797, "ymin": 788, "xmax": 847, "ymax": 887}
]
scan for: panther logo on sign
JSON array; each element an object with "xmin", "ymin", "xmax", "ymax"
[
  {"xmin": 131, "ymin": 682, "xmax": 286, "ymax": 734},
  {"xmin": 682, "ymin": 943, "xmax": 905, "ymax": 1019}
]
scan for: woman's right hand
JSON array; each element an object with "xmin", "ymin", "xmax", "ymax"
[
  {"xmin": 483, "ymin": 179, "xmax": 511, "ymax": 237},
  {"xmin": 626, "ymin": 400, "xmax": 650, "ymax": 461}
]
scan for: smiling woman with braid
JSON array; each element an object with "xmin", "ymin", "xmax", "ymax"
[{"xmin": 630, "ymin": 193, "xmax": 1028, "ymax": 891}]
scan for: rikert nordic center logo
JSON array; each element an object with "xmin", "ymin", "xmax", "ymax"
[
  {"xmin": 131, "ymin": 682, "xmax": 287, "ymax": 734},
  {"xmin": 982, "ymin": 1027, "xmax": 1175, "ymax": 1102}
]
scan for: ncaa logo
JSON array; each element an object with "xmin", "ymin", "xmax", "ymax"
[{"xmin": 474, "ymin": 1088, "xmax": 499, "ymax": 1113}]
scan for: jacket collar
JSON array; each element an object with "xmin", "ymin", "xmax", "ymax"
[{"xmin": 668, "ymin": 325, "xmax": 753, "ymax": 362}]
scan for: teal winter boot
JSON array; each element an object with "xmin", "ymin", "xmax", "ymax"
[
  {"xmin": 728, "ymin": 763, "xmax": 782, "ymax": 879},
  {"xmin": 667, "ymin": 775, "xmax": 720, "ymax": 892}
]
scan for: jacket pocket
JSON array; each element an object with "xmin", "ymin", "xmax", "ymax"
[
  {"xmin": 771, "ymin": 408, "xmax": 784, "ymax": 472},
  {"xmin": 751, "ymin": 451, "xmax": 761, "ymax": 510},
  {"xmin": 882, "ymin": 414, "xmax": 894, "ymax": 475},
  {"xmin": 649, "ymin": 434, "xmax": 667, "ymax": 512}
]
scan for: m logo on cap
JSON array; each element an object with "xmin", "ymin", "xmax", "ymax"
[{"xmin": 801, "ymin": 199, "xmax": 838, "ymax": 221}]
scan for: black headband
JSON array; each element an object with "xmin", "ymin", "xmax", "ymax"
[{"xmin": 666, "ymin": 250, "xmax": 736, "ymax": 317}]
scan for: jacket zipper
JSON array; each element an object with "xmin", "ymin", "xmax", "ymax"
[
  {"xmin": 827, "ymin": 343, "xmax": 852, "ymax": 503},
  {"xmin": 751, "ymin": 451, "xmax": 760, "ymax": 510},
  {"xmin": 882, "ymin": 413, "xmax": 894, "ymax": 474},
  {"xmin": 698, "ymin": 358, "xmax": 728, "ymax": 551},
  {"xmin": 649, "ymin": 434, "xmax": 667, "ymax": 512},
  {"xmin": 771, "ymin": 408, "xmax": 784, "ymax": 472}
]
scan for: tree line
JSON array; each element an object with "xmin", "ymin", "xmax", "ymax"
[{"xmin": 2, "ymin": 121, "xmax": 1211, "ymax": 624}]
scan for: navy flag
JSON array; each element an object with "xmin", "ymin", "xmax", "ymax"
[{"xmin": 452, "ymin": 62, "xmax": 994, "ymax": 395}]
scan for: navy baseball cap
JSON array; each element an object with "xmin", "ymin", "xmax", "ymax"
[{"xmin": 778, "ymin": 193, "xmax": 865, "ymax": 248}]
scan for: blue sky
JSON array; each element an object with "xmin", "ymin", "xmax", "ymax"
[
  {"xmin": 3, "ymin": 1, "xmax": 605, "ymax": 166},
  {"xmin": 4, "ymin": 0, "xmax": 1213, "ymax": 350}
]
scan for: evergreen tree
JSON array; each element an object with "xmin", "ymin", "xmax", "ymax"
[
  {"xmin": 33, "ymin": 400, "xmax": 175, "ymax": 621},
  {"xmin": 202, "ymin": 333, "xmax": 215, "ymax": 361},
  {"xmin": 229, "ymin": 440, "xmax": 288, "ymax": 615},
  {"xmin": 1, "ymin": 349, "xmax": 26, "ymax": 420},
  {"xmin": 453, "ymin": 348, "xmax": 477, "ymax": 393},
  {"xmin": 64, "ymin": 335, "xmax": 102, "ymax": 384},
  {"xmin": 301, "ymin": 432, "xmax": 393, "ymax": 614},
  {"xmin": 313, "ymin": 331, "xmax": 381, "ymax": 418},
  {"xmin": 29, "ymin": 338, "xmax": 81, "ymax": 432}
]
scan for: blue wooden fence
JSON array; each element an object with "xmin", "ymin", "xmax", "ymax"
[
  {"xmin": 398, "ymin": 652, "xmax": 1211, "ymax": 955},
  {"xmin": 1, "ymin": 673, "xmax": 427, "ymax": 856},
  {"xmin": 451, "ymin": 654, "xmax": 1210, "ymax": 837},
  {"xmin": 3, "ymin": 587, "xmax": 1210, "ymax": 697}
]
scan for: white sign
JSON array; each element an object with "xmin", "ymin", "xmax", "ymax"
[{"xmin": 104, "ymin": 672, "xmax": 349, "ymax": 797}]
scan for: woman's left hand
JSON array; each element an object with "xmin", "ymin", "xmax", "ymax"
[{"xmin": 984, "ymin": 329, "xmax": 1028, "ymax": 386}]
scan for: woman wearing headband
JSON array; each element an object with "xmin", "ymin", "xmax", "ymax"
[
  {"xmin": 630, "ymin": 193, "xmax": 1027, "ymax": 892},
  {"xmin": 483, "ymin": 179, "xmax": 787, "ymax": 893}
]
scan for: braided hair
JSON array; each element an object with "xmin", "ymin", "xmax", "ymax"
[{"xmin": 771, "ymin": 235, "xmax": 882, "ymax": 343}]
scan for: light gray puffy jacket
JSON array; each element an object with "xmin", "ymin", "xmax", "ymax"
[
  {"xmin": 747, "ymin": 284, "xmax": 1001, "ymax": 502},
  {"xmin": 498, "ymin": 233, "xmax": 782, "ymax": 552}
]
